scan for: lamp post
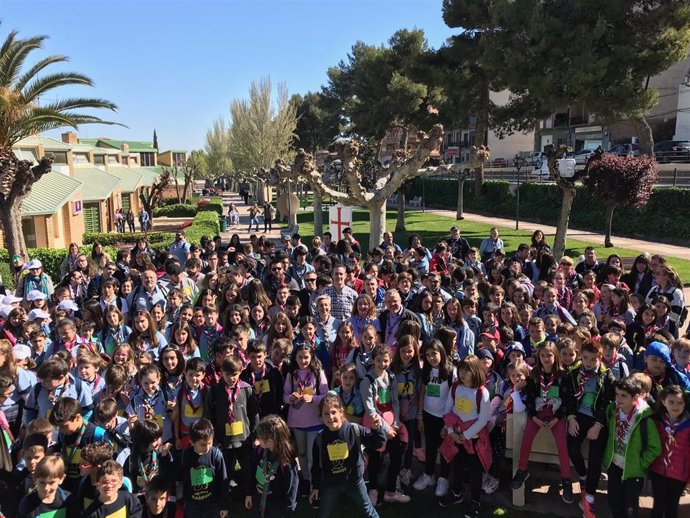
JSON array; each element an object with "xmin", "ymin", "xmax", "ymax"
[{"xmin": 513, "ymin": 154, "xmax": 525, "ymax": 230}]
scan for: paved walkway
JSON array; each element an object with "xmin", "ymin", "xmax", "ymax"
[{"xmin": 218, "ymin": 191, "xmax": 282, "ymax": 243}]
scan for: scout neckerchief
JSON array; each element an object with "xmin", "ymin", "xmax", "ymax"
[
  {"xmin": 606, "ymin": 350, "xmax": 619, "ymax": 370},
  {"xmin": 48, "ymin": 378, "xmax": 70, "ymax": 405},
  {"xmin": 352, "ymin": 315, "xmax": 372, "ymax": 339},
  {"xmin": 504, "ymin": 383, "xmax": 514, "ymax": 413},
  {"xmin": 615, "ymin": 405, "xmax": 636, "ymax": 455},
  {"xmin": 164, "ymin": 374, "xmax": 183, "ymax": 399},
  {"xmin": 251, "ymin": 365, "xmax": 267, "ymax": 401},
  {"xmin": 399, "ymin": 366, "xmax": 414, "ymax": 401},
  {"xmin": 141, "ymin": 390, "xmax": 160, "ymax": 420},
  {"xmin": 183, "ymin": 384, "xmax": 203, "ymax": 415},
  {"xmin": 226, "ymin": 382, "xmax": 240, "ymax": 423},
  {"xmin": 339, "ymin": 388, "xmax": 356, "ymax": 409},
  {"xmin": 86, "ymin": 374, "xmax": 102, "ymax": 396},
  {"xmin": 138, "ymin": 450, "xmax": 158, "ymax": 486},
  {"xmin": 575, "ymin": 363, "xmax": 597, "ymax": 401},
  {"xmin": 662, "ymin": 414, "xmax": 681, "ymax": 470},
  {"xmin": 540, "ymin": 370, "xmax": 555, "ymax": 405},
  {"xmin": 66, "ymin": 424, "xmax": 86, "ymax": 466},
  {"xmin": 644, "ymin": 369, "xmax": 666, "ymax": 395},
  {"xmin": 258, "ymin": 452, "xmax": 279, "ymax": 518},
  {"xmin": 295, "ymin": 370, "xmax": 313, "ymax": 393}
]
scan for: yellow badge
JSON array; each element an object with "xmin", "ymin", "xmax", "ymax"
[
  {"xmin": 254, "ymin": 379, "xmax": 270, "ymax": 395},
  {"xmin": 153, "ymin": 414, "xmax": 164, "ymax": 429},
  {"xmin": 106, "ymin": 506, "xmax": 127, "ymax": 518},
  {"xmin": 302, "ymin": 387, "xmax": 314, "ymax": 396},
  {"xmin": 455, "ymin": 397, "xmax": 472, "ymax": 414},
  {"xmin": 184, "ymin": 403, "xmax": 203, "ymax": 418},
  {"xmin": 225, "ymin": 420, "xmax": 244, "ymax": 436},
  {"xmin": 326, "ymin": 442, "xmax": 349, "ymax": 461},
  {"xmin": 397, "ymin": 382, "xmax": 413, "ymax": 396}
]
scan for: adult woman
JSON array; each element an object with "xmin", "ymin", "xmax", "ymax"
[
  {"xmin": 60, "ymin": 269, "xmax": 87, "ymax": 306},
  {"xmin": 126, "ymin": 209, "xmax": 136, "ymax": 232},
  {"xmin": 621, "ymin": 254, "xmax": 653, "ymax": 298},
  {"xmin": 645, "ymin": 265, "xmax": 686, "ymax": 337},
  {"xmin": 59, "ymin": 242, "xmax": 81, "ymax": 279},
  {"xmin": 530, "ymin": 230, "xmax": 548, "ymax": 252},
  {"xmin": 535, "ymin": 247, "xmax": 557, "ymax": 283},
  {"xmin": 558, "ymin": 256, "xmax": 583, "ymax": 291},
  {"xmin": 91, "ymin": 241, "xmax": 110, "ymax": 273}
]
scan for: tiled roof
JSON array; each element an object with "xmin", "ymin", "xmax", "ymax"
[
  {"xmin": 96, "ymin": 139, "xmax": 157, "ymax": 153},
  {"xmin": 132, "ymin": 166, "xmax": 163, "ymax": 187},
  {"xmin": 72, "ymin": 168, "xmax": 121, "ymax": 202},
  {"xmin": 106, "ymin": 166, "xmax": 144, "ymax": 193},
  {"xmin": 22, "ymin": 172, "xmax": 82, "ymax": 216},
  {"xmin": 14, "ymin": 136, "xmax": 72, "ymax": 151}
]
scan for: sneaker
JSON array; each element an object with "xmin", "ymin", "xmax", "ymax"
[
  {"xmin": 435, "ymin": 477, "xmax": 450, "ymax": 497},
  {"xmin": 383, "ymin": 491, "xmax": 411, "ymax": 503},
  {"xmin": 579, "ymin": 497, "xmax": 596, "ymax": 518},
  {"xmin": 482, "ymin": 473, "xmax": 499, "ymax": 494},
  {"xmin": 399, "ymin": 468, "xmax": 412, "ymax": 487},
  {"xmin": 368, "ymin": 489, "xmax": 378, "ymax": 507},
  {"xmin": 562, "ymin": 479, "xmax": 574, "ymax": 504},
  {"xmin": 413, "ymin": 473, "xmax": 436, "ymax": 491},
  {"xmin": 413, "ymin": 447, "xmax": 426, "ymax": 462},
  {"xmin": 463, "ymin": 501, "xmax": 480, "ymax": 518},
  {"xmin": 439, "ymin": 491, "xmax": 464, "ymax": 508},
  {"xmin": 511, "ymin": 469, "xmax": 530, "ymax": 490}
]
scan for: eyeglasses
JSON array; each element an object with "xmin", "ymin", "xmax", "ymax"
[
  {"xmin": 305, "ymin": 278, "xmax": 317, "ymax": 282},
  {"xmin": 271, "ymin": 267, "xmax": 282, "ymax": 272}
]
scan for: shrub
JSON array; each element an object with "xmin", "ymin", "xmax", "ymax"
[
  {"xmin": 152, "ymin": 204, "xmax": 197, "ymax": 217},
  {"xmin": 83, "ymin": 231, "xmax": 174, "ymax": 246},
  {"xmin": 184, "ymin": 211, "xmax": 220, "ymax": 244}
]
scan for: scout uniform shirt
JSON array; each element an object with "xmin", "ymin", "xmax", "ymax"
[
  {"xmin": 59, "ymin": 421, "xmax": 108, "ymax": 493},
  {"xmin": 83, "ymin": 490, "xmax": 143, "ymax": 518},
  {"xmin": 23, "ymin": 375, "xmax": 94, "ymax": 428},
  {"xmin": 240, "ymin": 363, "xmax": 284, "ymax": 418},
  {"xmin": 17, "ymin": 488, "xmax": 74, "ymax": 518},
  {"xmin": 180, "ymin": 445, "xmax": 228, "ymax": 504},
  {"xmin": 126, "ymin": 388, "xmax": 172, "ymax": 442}
]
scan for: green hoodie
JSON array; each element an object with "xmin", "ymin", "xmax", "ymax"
[{"xmin": 603, "ymin": 401, "xmax": 661, "ymax": 480}]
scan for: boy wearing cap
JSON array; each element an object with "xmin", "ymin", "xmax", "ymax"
[
  {"xmin": 15, "ymin": 260, "xmax": 54, "ymax": 300},
  {"xmin": 447, "ymin": 226, "xmax": 470, "ymax": 261},
  {"xmin": 643, "ymin": 341, "xmax": 690, "ymax": 402}
]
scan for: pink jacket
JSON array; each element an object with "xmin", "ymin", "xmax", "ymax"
[{"xmin": 440, "ymin": 412, "xmax": 492, "ymax": 472}]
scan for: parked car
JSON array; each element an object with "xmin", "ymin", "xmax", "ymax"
[
  {"xmin": 491, "ymin": 157, "xmax": 507, "ymax": 167},
  {"xmin": 529, "ymin": 157, "xmax": 577, "ymax": 179},
  {"xmin": 653, "ymin": 140, "xmax": 690, "ymax": 163},
  {"xmin": 606, "ymin": 143, "xmax": 640, "ymax": 157},
  {"xmin": 523, "ymin": 151, "xmax": 546, "ymax": 166},
  {"xmin": 573, "ymin": 148, "xmax": 597, "ymax": 165}
]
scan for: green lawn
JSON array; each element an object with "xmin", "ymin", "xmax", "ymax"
[{"xmin": 296, "ymin": 209, "xmax": 690, "ymax": 285}]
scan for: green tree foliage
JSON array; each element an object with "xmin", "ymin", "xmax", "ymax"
[
  {"xmin": 204, "ymin": 118, "xmax": 233, "ymax": 180},
  {"xmin": 292, "ymin": 91, "xmax": 341, "ymax": 153}
]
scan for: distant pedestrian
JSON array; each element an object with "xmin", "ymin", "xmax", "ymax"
[
  {"xmin": 263, "ymin": 202, "xmax": 274, "ymax": 232},
  {"xmin": 139, "ymin": 208, "xmax": 150, "ymax": 232},
  {"xmin": 126, "ymin": 209, "xmax": 135, "ymax": 232},
  {"xmin": 114, "ymin": 208, "xmax": 124, "ymax": 232},
  {"xmin": 248, "ymin": 203, "xmax": 260, "ymax": 232}
]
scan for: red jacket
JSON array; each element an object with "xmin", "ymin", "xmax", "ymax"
[
  {"xmin": 429, "ymin": 253, "xmax": 449, "ymax": 275},
  {"xmin": 649, "ymin": 415, "xmax": 690, "ymax": 482}
]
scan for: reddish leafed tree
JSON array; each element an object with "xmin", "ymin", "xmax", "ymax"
[{"xmin": 584, "ymin": 155, "xmax": 658, "ymax": 247}]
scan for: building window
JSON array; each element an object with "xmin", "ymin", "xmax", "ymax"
[
  {"xmin": 140, "ymin": 152, "xmax": 155, "ymax": 167},
  {"xmin": 173, "ymin": 153, "xmax": 186, "ymax": 165},
  {"xmin": 73, "ymin": 153, "xmax": 89, "ymax": 164},
  {"xmin": 108, "ymin": 156, "xmax": 118, "ymax": 164},
  {"xmin": 52, "ymin": 152, "xmax": 68, "ymax": 164},
  {"xmin": 94, "ymin": 155, "xmax": 105, "ymax": 165}
]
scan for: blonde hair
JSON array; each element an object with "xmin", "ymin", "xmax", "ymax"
[{"xmin": 34, "ymin": 456, "xmax": 65, "ymax": 480}]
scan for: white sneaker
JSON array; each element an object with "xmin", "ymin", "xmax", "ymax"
[
  {"xmin": 435, "ymin": 477, "xmax": 450, "ymax": 497},
  {"xmin": 383, "ymin": 491, "xmax": 411, "ymax": 503},
  {"xmin": 413, "ymin": 473, "xmax": 436, "ymax": 491},
  {"xmin": 368, "ymin": 489, "xmax": 378, "ymax": 506},
  {"xmin": 399, "ymin": 468, "xmax": 412, "ymax": 487},
  {"xmin": 482, "ymin": 473, "xmax": 499, "ymax": 494}
]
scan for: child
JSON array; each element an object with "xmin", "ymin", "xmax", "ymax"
[
  {"xmin": 240, "ymin": 340, "xmax": 284, "ymax": 418},
  {"xmin": 440, "ymin": 355, "xmax": 491, "ymax": 517},
  {"xmin": 101, "ymin": 364, "xmax": 131, "ymax": 418},
  {"xmin": 204, "ymin": 337, "xmax": 234, "ymax": 387},
  {"xmin": 648, "ymin": 385, "xmax": 690, "ymax": 518},
  {"xmin": 310, "ymin": 393, "xmax": 385, "ymax": 518},
  {"xmin": 91, "ymin": 397, "xmax": 130, "ymax": 455},
  {"xmin": 139, "ymin": 476, "xmax": 177, "ymax": 518},
  {"xmin": 413, "ymin": 340, "xmax": 455, "ymax": 496},
  {"xmin": 77, "ymin": 352, "xmax": 106, "ymax": 399},
  {"xmin": 390, "ymin": 335, "xmax": 421, "ymax": 487},
  {"xmin": 230, "ymin": 324, "xmax": 251, "ymax": 368},
  {"xmin": 331, "ymin": 364, "xmax": 365, "ymax": 424},
  {"xmin": 535, "ymin": 287, "xmax": 576, "ymax": 326},
  {"xmin": 168, "ymin": 321, "xmax": 199, "ymax": 360},
  {"xmin": 445, "ymin": 298, "xmax": 476, "ymax": 360},
  {"xmin": 360, "ymin": 344, "xmax": 409, "ymax": 505},
  {"xmin": 83, "ymin": 461, "xmax": 142, "ymax": 518},
  {"xmin": 249, "ymin": 304, "xmax": 270, "ymax": 343},
  {"xmin": 159, "ymin": 345, "xmax": 185, "ymax": 401},
  {"xmin": 179, "ymin": 419, "xmax": 229, "ymax": 518},
  {"xmin": 123, "ymin": 420, "xmax": 174, "ymax": 494},
  {"xmin": 523, "ymin": 317, "xmax": 546, "ymax": 362},
  {"xmin": 563, "ymin": 339, "xmax": 616, "ymax": 518},
  {"xmin": 671, "ymin": 337, "xmax": 690, "ymax": 375},
  {"xmin": 17, "ymin": 457, "xmax": 73, "ymax": 518},
  {"xmin": 76, "ymin": 442, "xmax": 115, "ymax": 513},
  {"xmin": 49, "ymin": 397, "xmax": 108, "ymax": 493},
  {"xmin": 173, "ymin": 358, "xmax": 207, "ymax": 450},
  {"xmin": 14, "ymin": 433, "xmax": 48, "ymax": 497},
  {"xmin": 245, "ymin": 415, "xmax": 299, "ymax": 518},
  {"xmin": 557, "ymin": 337, "xmax": 579, "ymax": 370},
  {"xmin": 601, "ymin": 333, "xmax": 630, "ymax": 381},
  {"xmin": 268, "ymin": 338, "xmax": 292, "ymax": 379},
  {"xmin": 198, "ymin": 305, "xmax": 222, "ymax": 363},
  {"xmin": 126, "ymin": 364, "xmax": 174, "ymax": 443},
  {"xmin": 512, "ymin": 342, "xmax": 573, "ymax": 503},
  {"xmin": 205, "ymin": 356, "xmax": 259, "ymax": 494},
  {"xmin": 294, "ymin": 316, "xmax": 330, "ymax": 377},
  {"xmin": 282, "ymin": 343, "xmax": 328, "ymax": 494},
  {"xmin": 643, "ymin": 341, "xmax": 690, "ymax": 402},
  {"xmin": 330, "ymin": 322, "xmax": 358, "ymax": 385},
  {"xmin": 346, "ymin": 323, "xmax": 377, "ymax": 380},
  {"xmin": 603, "ymin": 377, "xmax": 661, "ymax": 518}
]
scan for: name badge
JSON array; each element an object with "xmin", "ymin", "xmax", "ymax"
[
  {"xmin": 225, "ymin": 421, "xmax": 244, "ymax": 436},
  {"xmin": 455, "ymin": 397, "xmax": 472, "ymax": 414},
  {"xmin": 327, "ymin": 442, "xmax": 349, "ymax": 461}
]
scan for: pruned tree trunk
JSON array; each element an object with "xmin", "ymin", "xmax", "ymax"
[
  {"xmin": 369, "ymin": 200, "xmax": 386, "ymax": 247},
  {"xmin": 456, "ymin": 179, "xmax": 465, "ymax": 220},
  {"xmin": 629, "ymin": 115, "xmax": 654, "ymax": 156},
  {"xmin": 553, "ymin": 183, "xmax": 576, "ymax": 259},
  {"xmin": 256, "ymin": 180, "xmax": 266, "ymax": 205},
  {"xmin": 604, "ymin": 203, "xmax": 616, "ymax": 248},
  {"xmin": 0, "ymin": 200, "xmax": 27, "ymax": 259},
  {"xmin": 474, "ymin": 90, "xmax": 489, "ymax": 196},
  {"xmin": 313, "ymin": 190, "xmax": 323, "ymax": 236},
  {"xmin": 395, "ymin": 188, "xmax": 406, "ymax": 231}
]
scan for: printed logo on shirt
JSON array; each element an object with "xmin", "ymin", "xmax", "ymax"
[
  {"xmin": 38, "ymin": 509, "xmax": 66, "ymax": 518},
  {"xmin": 106, "ymin": 506, "xmax": 127, "ymax": 518},
  {"xmin": 327, "ymin": 439, "xmax": 349, "ymax": 475}
]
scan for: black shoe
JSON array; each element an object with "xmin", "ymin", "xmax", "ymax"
[
  {"xmin": 562, "ymin": 479, "xmax": 574, "ymax": 504},
  {"xmin": 511, "ymin": 469, "xmax": 530, "ymax": 490},
  {"xmin": 440, "ymin": 491, "xmax": 464, "ymax": 508},
  {"xmin": 463, "ymin": 501, "xmax": 480, "ymax": 518},
  {"xmin": 312, "ymin": 497, "xmax": 321, "ymax": 510}
]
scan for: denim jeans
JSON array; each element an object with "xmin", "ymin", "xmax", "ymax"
[{"xmin": 319, "ymin": 478, "xmax": 379, "ymax": 518}]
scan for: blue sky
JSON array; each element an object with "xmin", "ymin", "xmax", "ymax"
[{"xmin": 2, "ymin": 0, "xmax": 455, "ymax": 151}]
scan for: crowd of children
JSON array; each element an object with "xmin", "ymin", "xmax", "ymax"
[{"xmin": 0, "ymin": 226, "xmax": 688, "ymax": 518}]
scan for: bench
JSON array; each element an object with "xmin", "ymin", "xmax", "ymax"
[
  {"xmin": 408, "ymin": 196, "xmax": 423, "ymax": 208},
  {"xmin": 505, "ymin": 412, "xmax": 589, "ymax": 507}
]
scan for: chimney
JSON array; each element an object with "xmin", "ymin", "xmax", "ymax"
[
  {"xmin": 121, "ymin": 143, "xmax": 129, "ymax": 153},
  {"xmin": 62, "ymin": 132, "xmax": 78, "ymax": 144}
]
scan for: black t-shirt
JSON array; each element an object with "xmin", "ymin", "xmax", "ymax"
[
  {"xmin": 137, "ymin": 495, "xmax": 176, "ymax": 518},
  {"xmin": 17, "ymin": 488, "xmax": 73, "ymax": 518},
  {"xmin": 83, "ymin": 491, "xmax": 142, "ymax": 518}
]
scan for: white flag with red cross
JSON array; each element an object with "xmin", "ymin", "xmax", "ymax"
[{"xmin": 329, "ymin": 205, "xmax": 352, "ymax": 241}]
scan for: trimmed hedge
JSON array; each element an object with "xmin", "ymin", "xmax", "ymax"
[
  {"xmin": 152, "ymin": 204, "xmax": 197, "ymax": 217},
  {"xmin": 408, "ymin": 179, "xmax": 690, "ymax": 243},
  {"xmin": 185, "ymin": 211, "xmax": 221, "ymax": 244},
  {"xmin": 83, "ymin": 231, "xmax": 175, "ymax": 246}
]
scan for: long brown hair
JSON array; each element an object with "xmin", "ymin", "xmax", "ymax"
[
  {"xmin": 531, "ymin": 341, "xmax": 562, "ymax": 380},
  {"xmin": 0, "ymin": 339, "xmax": 17, "ymax": 378},
  {"xmin": 255, "ymin": 415, "xmax": 295, "ymax": 466}
]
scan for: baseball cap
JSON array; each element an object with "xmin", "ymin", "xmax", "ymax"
[
  {"xmin": 28, "ymin": 309, "xmax": 51, "ymax": 321},
  {"xmin": 26, "ymin": 290, "xmax": 48, "ymax": 302},
  {"xmin": 2, "ymin": 295, "xmax": 22, "ymax": 305},
  {"xmin": 476, "ymin": 348, "xmax": 494, "ymax": 362},
  {"xmin": 0, "ymin": 306, "xmax": 11, "ymax": 319},
  {"xmin": 26, "ymin": 259, "xmax": 42, "ymax": 270},
  {"xmin": 479, "ymin": 329, "xmax": 500, "ymax": 342},
  {"xmin": 13, "ymin": 344, "xmax": 32, "ymax": 361},
  {"xmin": 57, "ymin": 300, "xmax": 79, "ymax": 312}
]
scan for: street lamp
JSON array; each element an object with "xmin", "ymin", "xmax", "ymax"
[{"xmin": 513, "ymin": 154, "xmax": 526, "ymax": 230}]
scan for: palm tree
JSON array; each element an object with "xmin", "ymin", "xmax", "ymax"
[{"xmin": 0, "ymin": 29, "xmax": 119, "ymax": 260}]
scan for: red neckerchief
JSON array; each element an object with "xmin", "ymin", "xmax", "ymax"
[
  {"xmin": 575, "ymin": 363, "xmax": 598, "ymax": 401},
  {"xmin": 251, "ymin": 365, "xmax": 267, "ymax": 384},
  {"xmin": 606, "ymin": 350, "xmax": 618, "ymax": 370},
  {"xmin": 615, "ymin": 404, "xmax": 636, "ymax": 453},
  {"xmin": 87, "ymin": 374, "xmax": 102, "ymax": 395},
  {"xmin": 140, "ymin": 390, "xmax": 160, "ymax": 419},
  {"xmin": 540, "ymin": 371, "xmax": 555, "ymax": 404},
  {"xmin": 294, "ymin": 370, "xmax": 313, "ymax": 393},
  {"xmin": 226, "ymin": 382, "xmax": 240, "ymax": 423},
  {"xmin": 662, "ymin": 414, "xmax": 681, "ymax": 470}
]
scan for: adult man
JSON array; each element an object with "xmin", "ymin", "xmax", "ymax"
[
  {"xmin": 138, "ymin": 208, "xmax": 150, "ymax": 232},
  {"xmin": 169, "ymin": 231, "xmax": 191, "ymax": 266},
  {"xmin": 378, "ymin": 289, "xmax": 420, "ymax": 347},
  {"xmin": 426, "ymin": 272, "xmax": 452, "ymax": 303},
  {"xmin": 446, "ymin": 226, "xmax": 470, "ymax": 261},
  {"xmin": 263, "ymin": 203, "xmax": 274, "ymax": 232},
  {"xmin": 16, "ymin": 260, "xmax": 54, "ymax": 300},
  {"xmin": 575, "ymin": 246, "xmax": 604, "ymax": 276},
  {"xmin": 322, "ymin": 264, "xmax": 358, "ymax": 320},
  {"xmin": 379, "ymin": 232, "xmax": 402, "ymax": 254},
  {"xmin": 510, "ymin": 244, "xmax": 532, "ymax": 276},
  {"xmin": 479, "ymin": 227, "xmax": 504, "ymax": 261},
  {"xmin": 203, "ymin": 250, "xmax": 219, "ymax": 275},
  {"xmin": 287, "ymin": 248, "xmax": 315, "ymax": 290},
  {"xmin": 342, "ymin": 227, "xmax": 361, "ymax": 254},
  {"xmin": 161, "ymin": 263, "xmax": 198, "ymax": 303},
  {"xmin": 264, "ymin": 258, "xmax": 300, "ymax": 301},
  {"xmin": 291, "ymin": 233, "xmax": 309, "ymax": 257},
  {"xmin": 298, "ymin": 272, "xmax": 319, "ymax": 317},
  {"xmin": 320, "ymin": 232, "xmax": 332, "ymax": 253},
  {"xmin": 127, "ymin": 268, "xmax": 168, "ymax": 312},
  {"xmin": 185, "ymin": 258, "xmax": 206, "ymax": 289}
]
